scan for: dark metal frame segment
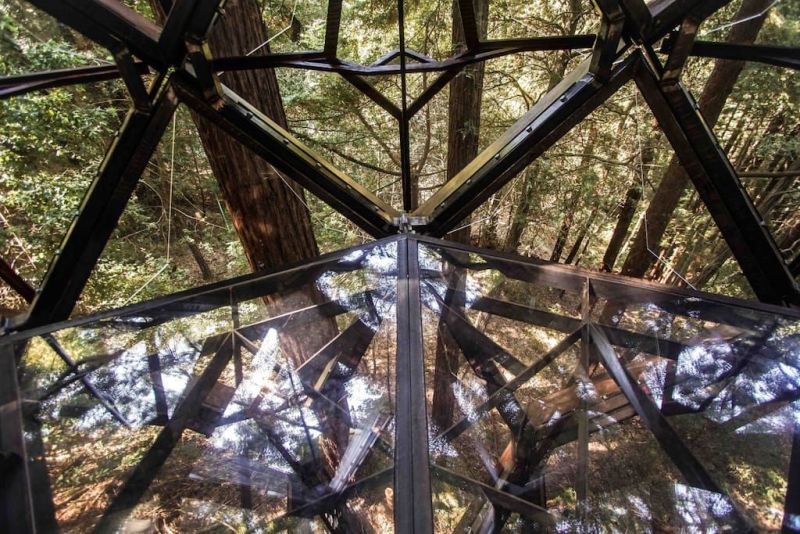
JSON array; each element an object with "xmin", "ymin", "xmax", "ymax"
[
  {"xmin": 588, "ymin": 324, "xmax": 752, "ymax": 531},
  {"xmin": 0, "ymin": 344, "xmax": 57, "ymax": 533},
  {"xmin": 24, "ymin": 0, "xmax": 164, "ymax": 66},
  {"xmin": 1, "ymin": 235, "xmax": 399, "ymax": 346},
  {"xmin": 2, "ymin": 0, "xmax": 800, "ymax": 529},
  {"xmin": 0, "ymin": 0, "xmax": 795, "ymax": 308},
  {"xmin": 394, "ymin": 236, "xmax": 433, "ymax": 533},
  {"xmin": 634, "ymin": 51, "xmax": 800, "ymax": 306}
]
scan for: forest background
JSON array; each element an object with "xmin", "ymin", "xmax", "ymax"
[{"xmin": 1, "ymin": 0, "xmax": 798, "ymax": 316}]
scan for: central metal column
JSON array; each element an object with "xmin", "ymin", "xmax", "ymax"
[{"xmin": 395, "ymin": 235, "xmax": 433, "ymax": 533}]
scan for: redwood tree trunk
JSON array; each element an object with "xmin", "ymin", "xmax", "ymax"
[
  {"xmin": 600, "ymin": 132, "xmax": 654, "ymax": 272},
  {"xmin": 601, "ymin": 184, "xmax": 642, "ymax": 271},
  {"xmin": 502, "ymin": 167, "xmax": 538, "ymax": 252},
  {"xmin": 431, "ymin": 0, "xmax": 489, "ymax": 431},
  {"xmin": 618, "ymin": 0, "xmax": 772, "ymax": 281},
  {"xmin": 149, "ymin": 0, "xmax": 347, "ymax": 470},
  {"xmin": 200, "ymin": 1, "xmax": 319, "ymax": 273}
]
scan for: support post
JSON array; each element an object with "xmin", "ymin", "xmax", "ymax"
[
  {"xmin": 394, "ymin": 236, "xmax": 433, "ymax": 533},
  {"xmin": 0, "ymin": 344, "xmax": 57, "ymax": 534}
]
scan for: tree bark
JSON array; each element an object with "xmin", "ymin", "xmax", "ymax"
[
  {"xmin": 501, "ymin": 0, "xmax": 586, "ymax": 255},
  {"xmin": 564, "ymin": 206, "xmax": 598, "ymax": 265},
  {"xmin": 601, "ymin": 185, "xmax": 642, "ymax": 271},
  {"xmin": 501, "ymin": 167, "xmax": 538, "ymax": 252},
  {"xmin": 550, "ymin": 187, "xmax": 580, "ymax": 262},
  {"xmin": 618, "ymin": 0, "xmax": 772, "ymax": 280},
  {"xmin": 148, "ymin": 0, "xmax": 348, "ymax": 472},
  {"xmin": 431, "ymin": 0, "xmax": 489, "ymax": 431}
]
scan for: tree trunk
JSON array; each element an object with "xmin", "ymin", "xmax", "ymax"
[
  {"xmin": 501, "ymin": 0, "xmax": 586, "ymax": 255},
  {"xmin": 501, "ymin": 167, "xmax": 538, "ymax": 252},
  {"xmin": 618, "ymin": 0, "xmax": 772, "ymax": 281},
  {"xmin": 601, "ymin": 185, "xmax": 642, "ymax": 271},
  {"xmin": 149, "ymin": 0, "xmax": 348, "ymax": 474},
  {"xmin": 564, "ymin": 206, "xmax": 598, "ymax": 265},
  {"xmin": 431, "ymin": 0, "xmax": 489, "ymax": 430},
  {"xmin": 550, "ymin": 188, "xmax": 579, "ymax": 262}
]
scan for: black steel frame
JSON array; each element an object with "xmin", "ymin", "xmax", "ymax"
[
  {"xmin": 2, "ymin": 0, "xmax": 800, "ymax": 532},
  {"xmin": 0, "ymin": 0, "xmax": 796, "ymax": 328}
]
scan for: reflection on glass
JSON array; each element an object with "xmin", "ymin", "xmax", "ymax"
[
  {"xmin": 419, "ymin": 241, "xmax": 799, "ymax": 533},
  {"xmin": 17, "ymin": 241, "xmax": 398, "ymax": 533},
  {"xmin": 7, "ymin": 237, "xmax": 800, "ymax": 532}
]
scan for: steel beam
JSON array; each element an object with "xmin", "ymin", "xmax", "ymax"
[
  {"xmin": 436, "ymin": 329, "xmax": 581, "ymax": 444},
  {"xmin": 634, "ymin": 54, "xmax": 800, "ymax": 306},
  {"xmin": 660, "ymin": 21, "xmax": 700, "ymax": 83},
  {"xmin": 413, "ymin": 54, "xmax": 638, "ymax": 235},
  {"xmin": 324, "ymin": 0, "xmax": 343, "ymax": 57},
  {"xmin": 468, "ymin": 293, "xmax": 687, "ymax": 359},
  {"xmin": 0, "ymin": 63, "xmax": 149, "ymax": 100},
  {"xmin": 340, "ymin": 74, "xmax": 401, "ymax": 119},
  {"xmin": 646, "ymin": 0, "xmax": 731, "ymax": 43},
  {"xmin": 407, "ymin": 67, "xmax": 461, "ymax": 117},
  {"xmin": 0, "ymin": 256, "xmax": 35, "ymax": 303},
  {"xmin": 19, "ymin": 84, "xmax": 179, "ymax": 330},
  {"xmin": 159, "ymin": 0, "xmax": 226, "ymax": 63},
  {"xmin": 456, "ymin": 0, "xmax": 480, "ymax": 50},
  {"xmin": 25, "ymin": 0, "xmax": 164, "ymax": 67},
  {"xmin": 173, "ymin": 77, "xmax": 399, "ymax": 237},
  {"xmin": 113, "ymin": 47, "xmax": 150, "ymax": 111},
  {"xmin": 95, "ymin": 334, "xmax": 234, "ymax": 532},
  {"xmin": 785, "ymin": 421, "xmax": 800, "ymax": 532},
  {"xmin": 2, "ymin": 238, "xmax": 395, "ymax": 344},
  {"xmin": 14, "ymin": 38, "xmax": 792, "ymax": 106},
  {"xmin": 590, "ymin": 0, "xmax": 626, "ymax": 82},
  {"xmin": 424, "ymin": 285, "xmax": 527, "ymax": 375},
  {"xmin": 431, "ymin": 464, "xmax": 553, "ymax": 527},
  {"xmin": 663, "ymin": 40, "xmax": 800, "ymax": 71},
  {"xmin": 211, "ymin": 35, "xmax": 596, "ymax": 76},
  {"xmin": 394, "ymin": 236, "xmax": 433, "ymax": 533},
  {"xmin": 414, "ymin": 235, "xmax": 800, "ymax": 326}
]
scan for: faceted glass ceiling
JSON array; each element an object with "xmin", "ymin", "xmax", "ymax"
[{"xmin": 6, "ymin": 235, "xmax": 799, "ymax": 532}]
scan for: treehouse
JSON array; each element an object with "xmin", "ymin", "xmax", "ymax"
[{"xmin": 0, "ymin": 0, "xmax": 798, "ymax": 532}]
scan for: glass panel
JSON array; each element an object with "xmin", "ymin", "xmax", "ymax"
[
  {"xmin": 421, "ymin": 242, "xmax": 584, "ymax": 532},
  {"xmin": 593, "ymin": 288, "xmax": 800, "ymax": 531},
  {"xmin": 15, "ymin": 240, "xmax": 398, "ymax": 532},
  {"xmin": 6, "ymin": 237, "xmax": 800, "ymax": 532},
  {"xmin": 420, "ymin": 239, "xmax": 800, "ymax": 532}
]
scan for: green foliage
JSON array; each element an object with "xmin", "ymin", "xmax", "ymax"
[{"xmin": 1, "ymin": 0, "xmax": 799, "ymax": 316}]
